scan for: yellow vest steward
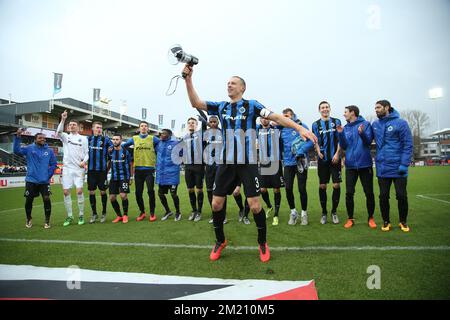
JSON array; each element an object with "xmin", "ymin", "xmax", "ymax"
[{"xmin": 132, "ymin": 135, "xmax": 156, "ymax": 168}]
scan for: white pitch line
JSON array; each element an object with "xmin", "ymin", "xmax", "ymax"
[
  {"xmin": 0, "ymin": 238, "xmax": 449, "ymax": 251},
  {"xmin": 0, "ymin": 197, "xmax": 89, "ymax": 214},
  {"xmin": 416, "ymin": 195, "xmax": 450, "ymax": 205}
]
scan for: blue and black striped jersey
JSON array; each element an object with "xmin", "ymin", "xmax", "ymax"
[
  {"xmin": 257, "ymin": 124, "xmax": 281, "ymax": 162},
  {"xmin": 203, "ymin": 129, "xmax": 223, "ymax": 166},
  {"xmin": 312, "ymin": 117, "xmax": 341, "ymax": 162},
  {"xmin": 183, "ymin": 131, "xmax": 207, "ymax": 166},
  {"xmin": 206, "ymin": 99, "xmax": 271, "ymax": 164},
  {"xmin": 108, "ymin": 147, "xmax": 132, "ymax": 181},
  {"xmin": 88, "ymin": 135, "xmax": 113, "ymax": 172}
]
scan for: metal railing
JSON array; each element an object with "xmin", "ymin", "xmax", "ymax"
[{"xmin": 0, "ymin": 147, "xmax": 27, "ymax": 167}]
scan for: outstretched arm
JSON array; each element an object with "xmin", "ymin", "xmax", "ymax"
[
  {"xmin": 267, "ymin": 113, "xmax": 318, "ymax": 144},
  {"xmin": 182, "ymin": 64, "xmax": 207, "ymax": 111}
]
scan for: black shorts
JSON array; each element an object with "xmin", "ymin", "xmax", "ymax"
[
  {"xmin": 159, "ymin": 184, "xmax": 178, "ymax": 195},
  {"xmin": 213, "ymin": 164, "xmax": 261, "ymax": 198},
  {"xmin": 205, "ymin": 165, "xmax": 218, "ymax": 191},
  {"xmin": 284, "ymin": 165, "xmax": 308, "ymax": 190},
  {"xmin": 87, "ymin": 171, "xmax": 108, "ymax": 191},
  {"xmin": 109, "ymin": 180, "xmax": 130, "ymax": 194},
  {"xmin": 318, "ymin": 160, "xmax": 342, "ymax": 184},
  {"xmin": 185, "ymin": 164, "xmax": 205, "ymax": 189},
  {"xmin": 24, "ymin": 182, "xmax": 51, "ymax": 198},
  {"xmin": 259, "ymin": 162, "xmax": 285, "ymax": 189}
]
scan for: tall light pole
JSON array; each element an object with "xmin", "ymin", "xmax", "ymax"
[{"xmin": 428, "ymin": 87, "xmax": 443, "ymax": 132}]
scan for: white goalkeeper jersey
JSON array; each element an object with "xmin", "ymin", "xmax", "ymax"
[{"xmin": 57, "ymin": 125, "xmax": 89, "ymax": 170}]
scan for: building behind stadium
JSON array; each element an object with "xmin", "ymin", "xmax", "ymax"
[{"xmin": 0, "ymin": 97, "xmax": 158, "ymax": 188}]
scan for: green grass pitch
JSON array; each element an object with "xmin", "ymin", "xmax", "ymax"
[{"xmin": 0, "ymin": 166, "xmax": 449, "ymax": 299}]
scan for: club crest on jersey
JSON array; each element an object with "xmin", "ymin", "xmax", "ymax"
[
  {"xmin": 239, "ymin": 107, "xmax": 246, "ymax": 113},
  {"xmin": 331, "ymin": 123, "xmax": 336, "ymax": 128},
  {"xmin": 78, "ymin": 139, "xmax": 82, "ymax": 143},
  {"xmin": 292, "ymin": 131, "xmax": 297, "ymax": 136},
  {"xmin": 44, "ymin": 152, "xmax": 48, "ymax": 156},
  {"xmin": 388, "ymin": 126, "xmax": 394, "ymax": 132}
]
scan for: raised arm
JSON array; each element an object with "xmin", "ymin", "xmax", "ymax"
[
  {"xmin": 197, "ymin": 109, "xmax": 208, "ymax": 131},
  {"xmin": 56, "ymin": 110, "xmax": 68, "ymax": 142},
  {"xmin": 13, "ymin": 130, "xmax": 28, "ymax": 156},
  {"xmin": 182, "ymin": 64, "xmax": 207, "ymax": 111},
  {"xmin": 267, "ymin": 113, "xmax": 318, "ymax": 144}
]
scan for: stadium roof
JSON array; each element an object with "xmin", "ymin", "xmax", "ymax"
[
  {"xmin": 0, "ymin": 97, "xmax": 158, "ymax": 132},
  {"xmin": 431, "ymin": 128, "xmax": 450, "ymax": 136}
]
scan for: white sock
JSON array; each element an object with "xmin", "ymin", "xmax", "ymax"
[
  {"xmin": 77, "ymin": 194, "xmax": 85, "ymax": 216},
  {"xmin": 64, "ymin": 195, "xmax": 73, "ymax": 217},
  {"xmin": 302, "ymin": 210, "xmax": 308, "ymax": 216}
]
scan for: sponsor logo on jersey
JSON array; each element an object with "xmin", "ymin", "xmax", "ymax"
[
  {"xmin": 223, "ymin": 115, "xmax": 247, "ymax": 121},
  {"xmin": 68, "ymin": 141, "xmax": 82, "ymax": 147}
]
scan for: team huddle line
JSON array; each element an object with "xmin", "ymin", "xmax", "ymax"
[{"xmin": 13, "ymin": 64, "xmax": 413, "ymax": 263}]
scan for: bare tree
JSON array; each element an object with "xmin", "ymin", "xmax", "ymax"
[
  {"xmin": 400, "ymin": 110, "xmax": 431, "ymax": 139},
  {"xmin": 400, "ymin": 110, "xmax": 431, "ymax": 159}
]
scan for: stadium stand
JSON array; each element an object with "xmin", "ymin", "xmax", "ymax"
[{"xmin": 0, "ymin": 97, "xmax": 158, "ymax": 181}]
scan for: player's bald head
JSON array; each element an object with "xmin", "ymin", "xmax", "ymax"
[{"xmin": 232, "ymin": 76, "xmax": 246, "ymax": 92}]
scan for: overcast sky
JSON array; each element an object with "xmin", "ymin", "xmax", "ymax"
[{"xmin": 1, "ymin": 0, "xmax": 449, "ymax": 135}]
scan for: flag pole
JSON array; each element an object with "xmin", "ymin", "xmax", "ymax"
[
  {"xmin": 92, "ymin": 88, "xmax": 94, "ymax": 120},
  {"xmin": 50, "ymin": 73, "xmax": 54, "ymax": 112}
]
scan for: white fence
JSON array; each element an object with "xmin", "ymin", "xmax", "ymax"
[{"xmin": 0, "ymin": 175, "xmax": 62, "ymax": 189}]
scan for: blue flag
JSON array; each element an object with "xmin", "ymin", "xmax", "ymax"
[
  {"xmin": 53, "ymin": 73, "xmax": 63, "ymax": 95},
  {"xmin": 93, "ymin": 88, "xmax": 101, "ymax": 102}
]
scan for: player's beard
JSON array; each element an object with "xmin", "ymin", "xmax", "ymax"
[{"xmin": 376, "ymin": 112, "xmax": 386, "ymax": 119}]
